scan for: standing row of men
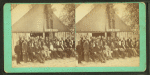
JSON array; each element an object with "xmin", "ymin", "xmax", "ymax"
[
  {"xmin": 14, "ymin": 36, "xmax": 75, "ymax": 64},
  {"xmin": 76, "ymin": 36, "xmax": 139, "ymax": 64}
]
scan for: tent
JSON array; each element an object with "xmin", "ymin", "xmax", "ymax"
[
  {"xmin": 75, "ymin": 4, "xmax": 132, "ymax": 33},
  {"xmin": 12, "ymin": 4, "xmax": 70, "ymax": 33},
  {"xmin": 47, "ymin": 14, "xmax": 70, "ymax": 32}
]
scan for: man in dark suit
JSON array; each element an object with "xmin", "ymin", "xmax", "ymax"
[
  {"xmin": 65, "ymin": 37, "xmax": 70, "ymax": 48},
  {"xmin": 80, "ymin": 37, "xmax": 84, "ymax": 61},
  {"xmin": 126, "ymin": 37, "xmax": 133, "ymax": 57},
  {"xmin": 126, "ymin": 37, "xmax": 132, "ymax": 48},
  {"xmin": 83, "ymin": 37, "xmax": 90, "ymax": 62},
  {"xmin": 22, "ymin": 38, "xmax": 28, "ymax": 63},
  {"xmin": 14, "ymin": 41, "xmax": 21, "ymax": 64},
  {"xmin": 19, "ymin": 37, "xmax": 23, "ymax": 61},
  {"xmin": 76, "ymin": 41, "xmax": 82, "ymax": 64}
]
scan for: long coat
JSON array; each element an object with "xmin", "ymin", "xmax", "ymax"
[
  {"xmin": 83, "ymin": 40, "xmax": 90, "ymax": 52},
  {"xmin": 22, "ymin": 41, "xmax": 28, "ymax": 53},
  {"xmin": 14, "ymin": 45, "xmax": 21, "ymax": 54}
]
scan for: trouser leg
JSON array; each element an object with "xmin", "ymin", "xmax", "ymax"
[
  {"xmin": 16, "ymin": 54, "xmax": 20, "ymax": 64},
  {"xmin": 23, "ymin": 52, "xmax": 27, "ymax": 63},
  {"xmin": 84, "ymin": 52, "xmax": 89, "ymax": 62},
  {"xmin": 78, "ymin": 52, "xmax": 82, "ymax": 63}
]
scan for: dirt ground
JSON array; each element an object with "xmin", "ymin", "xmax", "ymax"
[
  {"xmin": 12, "ymin": 57, "xmax": 139, "ymax": 67},
  {"xmin": 76, "ymin": 57, "xmax": 139, "ymax": 67},
  {"xmin": 12, "ymin": 57, "xmax": 76, "ymax": 67}
]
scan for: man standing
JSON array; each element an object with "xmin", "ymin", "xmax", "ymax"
[
  {"xmin": 14, "ymin": 41, "xmax": 21, "ymax": 64},
  {"xmin": 22, "ymin": 38, "xmax": 28, "ymax": 63},
  {"xmin": 83, "ymin": 37, "xmax": 90, "ymax": 62},
  {"xmin": 76, "ymin": 41, "xmax": 82, "ymax": 64},
  {"xmin": 19, "ymin": 37, "xmax": 23, "ymax": 61},
  {"xmin": 80, "ymin": 37, "xmax": 84, "ymax": 61}
]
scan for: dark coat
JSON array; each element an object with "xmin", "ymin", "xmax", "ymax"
[
  {"xmin": 135, "ymin": 41, "xmax": 139, "ymax": 48},
  {"xmin": 80, "ymin": 39, "xmax": 84, "ymax": 50},
  {"xmin": 72, "ymin": 41, "xmax": 75, "ymax": 48},
  {"xmin": 65, "ymin": 39, "xmax": 70, "ymax": 47},
  {"xmin": 76, "ymin": 45, "xmax": 82, "ymax": 55},
  {"xmin": 127, "ymin": 39, "xmax": 132, "ymax": 48},
  {"xmin": 14, "ymin": 45, "xmax": 21, "ymax": 54}
]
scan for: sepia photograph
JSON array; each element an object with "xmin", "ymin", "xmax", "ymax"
[
  {"xmin": 75, "ymin": 3, "xmax": 139, "ymax": 67},
  {"xmin": 11, "ymin": 4, "xmax": 76, "ymax": 67},
  {"xmin": 4, "ymin": 2, "xmax": 146, "ymax": 72}
]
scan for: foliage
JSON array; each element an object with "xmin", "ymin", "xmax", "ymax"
[
  {"xmin": 124, "ymin": 3, "xmax": 139, "ymax": 27},
  {"xmin": 59, "ymin": 4, "xmax": 75, "ymax": 28},
  {"xmin": 123, "ymin": 3, "xmax": 139, "ymax": 34}
]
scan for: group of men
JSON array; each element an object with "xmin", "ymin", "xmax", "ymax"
[
  {"xmin": 76, "ymin": 36, "xmax": 139, "ymax": 64},
  {"xmin": 14, "ymin": 36, "xmax": 75, "ymax": 64}
]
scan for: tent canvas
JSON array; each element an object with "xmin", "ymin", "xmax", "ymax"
[
  {"xmin": 51, "ymin": 14, "xmax": 70, "ymax": 32},
  {"xmin": 75, "ymin": 4, "xmax": 132, "ymax": 33},
  {"xmin": 12, "ymin": 4, "xmax": 70, "ymax": 33},
  {"xmin": 12, "ymin": 4, "xmax": 46, "ymax": 33}
]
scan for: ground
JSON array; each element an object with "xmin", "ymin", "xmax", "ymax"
[
  {"xmin": 77, "ymin": 57, "xmax": 139, "ymax": 67},
  {"xmin": 12, "ymin": 57, "xmax": 139, "ymax": 67}
]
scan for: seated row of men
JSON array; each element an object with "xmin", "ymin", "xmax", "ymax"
[
  {"xmin": 14, "ymin": 36, "xmax": 75, "ymax": 64},
  {"xmin": 76, "ymin": 36, "xmax": 139, "ymax": 63}
]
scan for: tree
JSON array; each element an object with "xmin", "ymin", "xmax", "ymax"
[
  {"xmin": 123, "ymin": 3, "xmax": 139, "ymax": 34},
  {"xmin": 44, "ymin": 4, "xmax": 56, "ymax": 29},
  {"xmin": 59, "ymin": 4, "xmax": 75, "ymax": 29},
  {"xmin": 106, "ymin": 4, "xmax": 116, "ymax": 29}
]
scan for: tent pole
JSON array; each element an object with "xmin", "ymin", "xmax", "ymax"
[
  {"xmin": 43, "ymin": 32, "xmax": 45, "ymax": 39},
  {"xmin": 105, "ymin": 32, "xmax": 107, "ymax": 39}
]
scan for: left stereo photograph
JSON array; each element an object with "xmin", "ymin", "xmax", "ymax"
[{"xmin": 11, "ymin": 4, "xmax": 76, "ymax": 67}]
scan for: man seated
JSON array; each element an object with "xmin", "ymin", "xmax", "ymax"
[
  {"xmin": 111, "ymin": 41, "xmax": 120, "ymax": 59},
  {"xmin": 103, "ymin": 42, "xmax": 113, "ymax": 59},
  {"xmin": 57, "ymin": 41, "xmax": 65, "ymax": 59},
  {"xmin": 43, "ymin": 42, "xmax": 51, "ymax": 60},
  {"xmin": 131, "ymin": 41, "xmax": 138, "ymax": 56},
  {"xmin": 119, "ymin": 40, "xmax": 127, "ymax": 58},
  {"xmin": 135, "ymin": 40, "xmax": 139, "ymax": 55},
  {"xmin": 49, "ymin": 42, "xmax": 58, "ymax": 59},
  {"xmin": 34, "ymin": 42, "xmax": 45, "ymax": 63},
  {"xmin": 93, "ymin": 40, "xmax": 105, "ymax": 63}
]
